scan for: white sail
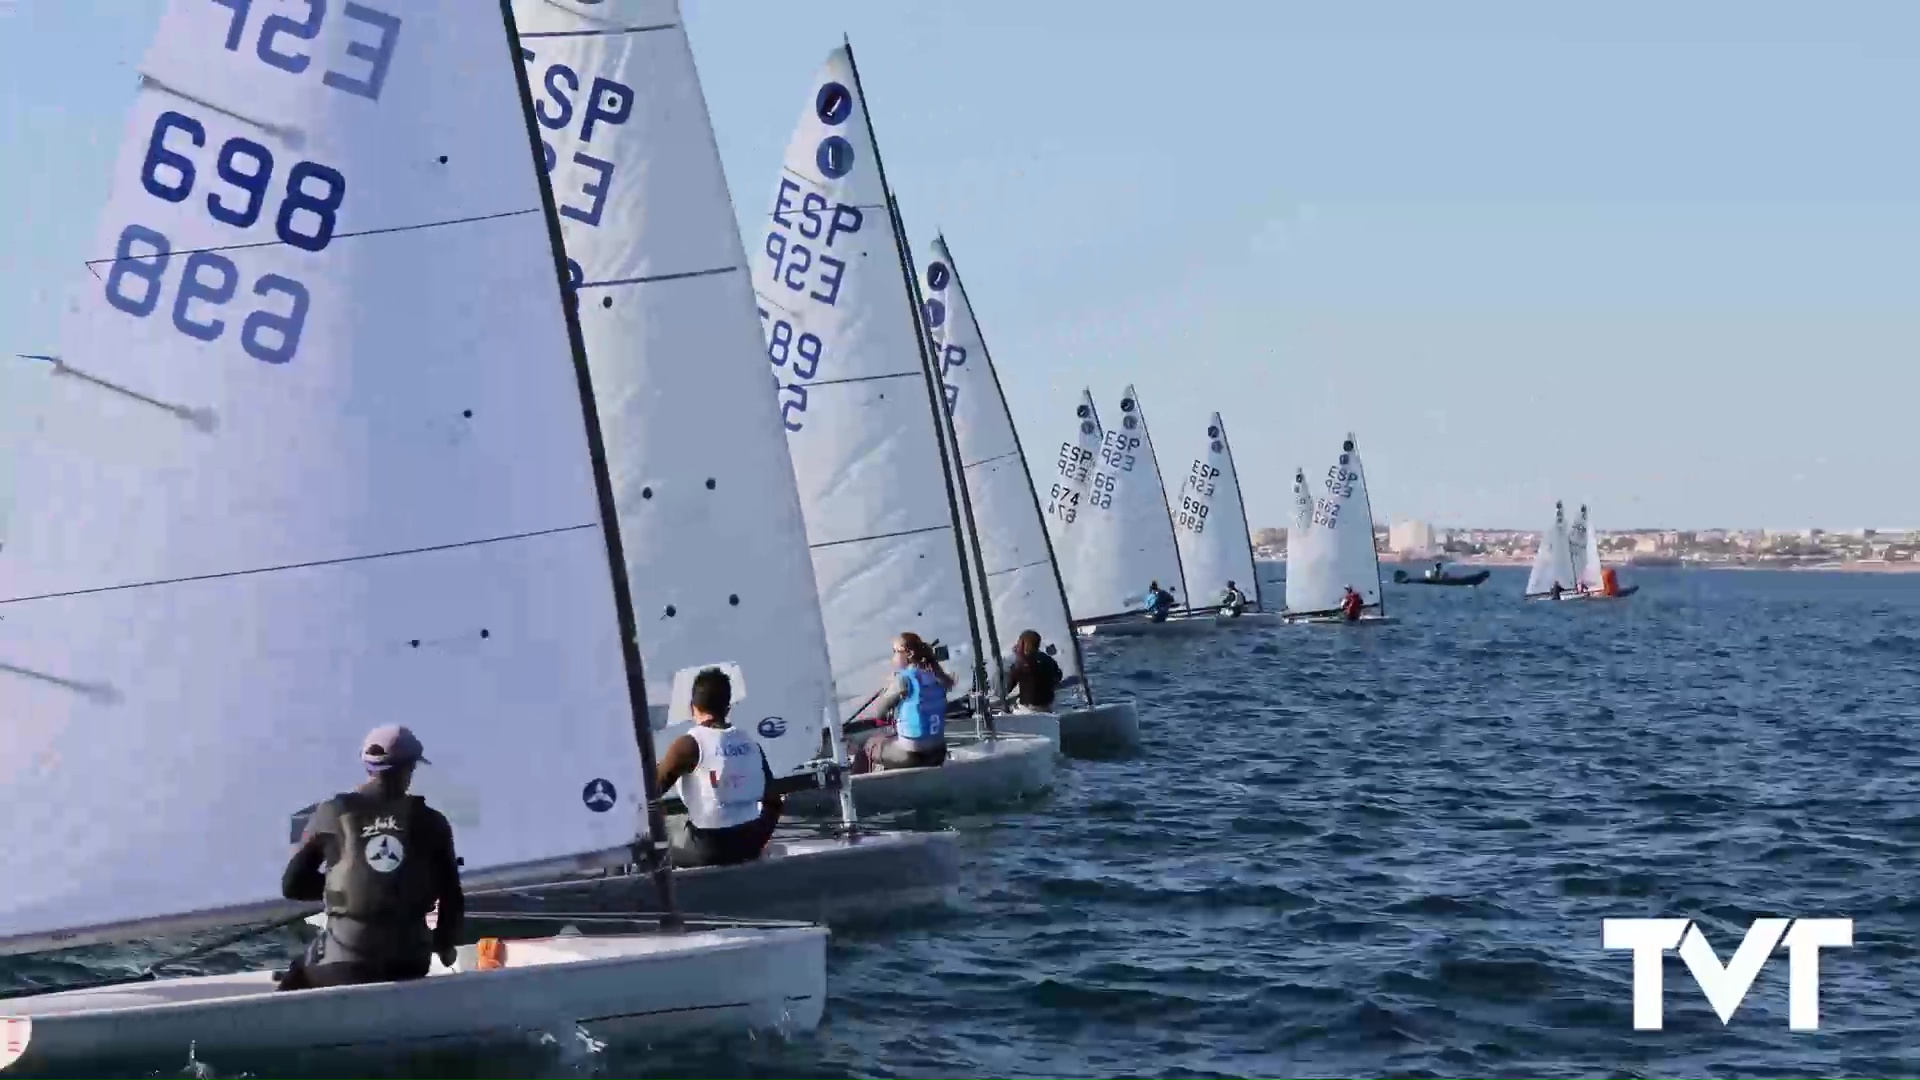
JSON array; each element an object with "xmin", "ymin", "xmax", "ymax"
[
  {"xmin": 753, "ymin": 46, "xmax": 976, "ymax": 715},
  {"xmin": 1576, "ymin": 504, "xmax": 1605, "ymax": 592},
  {"xmin": 514, "ymin": 0, "xmax": 836, "ymax": 778},
  {"xmin": 1174, "ymin": 412, "xmax": 1261, "ymax": 611},
  {"xmin": 1040, "ymin": 388, "xmax": 1103, "ymax": 594},
  {"xmin": 0, "ymin": 2, "xmax": 646, "ymax": 952},
  {"xmin": 921, "ymin": 236, "xmax": 1083, "ymax": 693},
  {"xmin": 1055, "ymin": 385, "xmax": 1187, "ymax": 621},
  {"xmin": 1285, "ymin": 434, "xmax": 1384, "ymax": 615},
  {"xmin": 1525, "ymin": 501, "xmax": 1578, "ymax": 596},
  {"xmin": 1284, "ymin": 467, "xmax": 1315, "ymax": 613}
]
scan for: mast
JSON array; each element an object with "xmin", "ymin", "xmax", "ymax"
[
  {"xmin": 903, "ymin": 230, "xmax": 1006, "ymax": 694},
  {"xmin": 843, "ymin": 39, "xmax": 991, "ymax": 694},
  {"xmin": 500, "ymin": 0, "xmax": 677, "ymax": 920},
  {"xmin": 939, "ymin": 236, "xmax": 1093, "ymax": 707},
  {"xmin": 1215, "ymin": 414, "xmax": 1263, "ymax": 611}
]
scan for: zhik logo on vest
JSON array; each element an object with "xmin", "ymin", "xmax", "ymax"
[{"xmin": 1603, "ymin": 917, "xmax": 1853, "ymax": 1030}]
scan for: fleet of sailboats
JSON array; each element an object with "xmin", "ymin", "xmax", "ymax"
[{"xmin": 0, "ymin": 2, "xmax": 1636, "ymax": 1071}]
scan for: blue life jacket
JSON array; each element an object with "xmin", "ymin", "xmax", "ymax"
[{"xmin": 896, "ymin": 667, "xmax": 948, "ymax": 743}]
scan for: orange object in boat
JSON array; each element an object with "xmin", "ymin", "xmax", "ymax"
[
  {"xmin": 1601, "ymin": 567, "xmax": 1619, "ymax": 597},
  {"xmin": 476, "ymin": 937, "xmax": 506, "ymax": 971}
]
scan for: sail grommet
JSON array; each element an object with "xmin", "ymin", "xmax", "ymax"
[
  {"xmin": 705, "ymin": 478, "xmax": 716, "ymax": 490},
  {"xmin": 436, "ymin": 155, "xmax": 448, "ymax": 165},
  {"xmin": 1075, "ymin": 404, "xmax": 1089, "ymax": 418},
  {"xmin": 641, "ymin": 487, "xmax": 653, "ymax": 499},
  {"xmin": 921, "ymin": 298, "xmax": 945, "ymax": 328},
  {"xmin": 925, "ymin": 261, "xmax": 950, "ymax": 291},
  {"xmin": 601, "ymin": 297, "xmax": 613, "ymax": 309},
  {"xmin": 664, "ymin": 606, "xmax": 677, "ymax": 618},
  {"xmin": 479, "ymin": 629, "xmax": 490, "ymax": 639},
  {"xmin": 409, "ymin": 639, "xmax": 420, "ymax": 648},
  {"xmin": 462, "ymin": 409, "xmax": 472, "ymax": 419},
  {"xmin": 728, "ymin": 594, "xmax": 740, "ymax": 606},
  {"xmin": 1120, "ymin": 398, "xmax": 1135, "ymax": 412}
]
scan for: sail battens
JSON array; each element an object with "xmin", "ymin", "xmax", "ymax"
[
  {"xmin": 2, "ymin": 522, "xmax": 601, "ymax": 607},
  {"xmin": 809, "ymin": 523, "xmax": 953, "ymax": 551},
  {"xmin": 782, "ymin": 369, "xmax": 922, "ymax": 389},
  {"xmin": 962, "ymin": 450, "xmax": 1021, "ymax": 470},
  {"xmin": 520, "ymin": 23, "xmax": 679, "ymax": 39},
  {"xmin": 578, "ymin": 264, "xmax": 739, "ymax": 289},
  {"xmin": 84, "ymin": 208, "xmax": 544, "ymax": 267}
]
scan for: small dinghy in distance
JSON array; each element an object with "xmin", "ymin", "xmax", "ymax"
[
  {"xmin": 752, "ymin": 43, "xmax": 1055, "ymax": 813},
  {"xmin": 1058, "ymin": 387, "xmax": 1210, "ymax": 638},
  {"xmin": 1175, "ymin": 411, "xmax": 1281, "ymax": 627},
  {"xmin": 0, "ymin": 3, "xmax": 823, "ymax": 1072},
  {"xmin": 917, "ymin": 234, "xmax": 1140, "ymax": 756},
  {"xmin": 1283, "ymin": 435, "xmax": 1394, "ymax": 624},
  {"xmin": 495, "ymin": 0, "xmax": 958, "ymax": 924},
  {"xmin": 1392, "ymin": 567, "xmax": 1490, "ymax": 587}
]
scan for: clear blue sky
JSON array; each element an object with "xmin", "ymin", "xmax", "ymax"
[{"xmin": 5, "ymin": 1, "xmax": 1917, "ymax": 530}]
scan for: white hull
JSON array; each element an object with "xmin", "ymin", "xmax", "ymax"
[
  {"xmin": 1283, "ymin": 612, "xmax": 1396, "ymax": 626},
  {"xmin": 977, "ymin": 711, "xmax": 1062, "ymax": 748},
  {"xmin": 1525, "ymin": 591, "xmax": 1625, "ymax": 602},
  {"xmin": 473, "ymin": 830, "xmax": 960, "ymax": 926},
  {"xmin": 1056, "ymin": 701, "xmax": 1143, "ymax": 759},
  {"xmin": 0, "ymin": 924, "xmax": 825, "ymax": 1075},
  {"xmin": 785, "ymin": 732, "xmax": 1055, "ymax": 817}
]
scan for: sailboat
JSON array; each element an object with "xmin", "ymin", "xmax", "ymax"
[
  {"xmin": 448, "ymin": 0, "xmax": 958, "ymax": 927},
  {"xmin": 1056, "ymin": 386, "xmax": 1210, "ymax": 637},
  {"xmin": 752, "ymin": 43, "xmax": 1054, "ymax": 817},
  {"xmin": 1175, "ymin": 412, "xmax": 1279, "ymax": 626},
  {"xmin": 0, "ymin": 2, "xmax": 822, "ymax": 1071},
  {"xmin": 917, "ymin": 236, "xmax": 1142, "ymax": 755},
  {"xmin": 1283, "ymin": 434, "xmax": 1392, "ymax": 624},
  {"xmin": 1524, "ymin": 501, "xmax": 1580, "ymax": 600},
  {"xmin": 1570, "ymin": 504, "xmax": 1635, "ymax": 600}
]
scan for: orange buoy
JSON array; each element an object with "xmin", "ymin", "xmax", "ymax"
[{"xmin": 476, "ymin": 937, "xmax": 507, "ymax": 971}]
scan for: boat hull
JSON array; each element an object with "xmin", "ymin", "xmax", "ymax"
[
  {"xmin": 469, "ymin": 831, "xmax": 959, "ymax": 926},
  {"xmin": 1056, "ymin": 701, "xmax": 1142, "ymax": 759},
  {"xmin": 1391, "ymin": 569, "xmax": 1489, "ymax": 586},
  {"xmin": 785, "ymin": 732, "xmax": 1055, "ymax": 817},
  {"xmin": 0, "ymin": 924, "xmax": 826, "ymax": 1075},
  {"xmin": 1076, "ymin": 613, "xmax": 1225, "ymax": 637},
  {"xmin": 977, "ymin": 710, "xmax": 1062, "ymax": 747},
  {"xmin": 1282, "ymin": 612, "xmax": 1396, "ymax": 625}
]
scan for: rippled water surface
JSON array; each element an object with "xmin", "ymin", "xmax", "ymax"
[{"xmin": 11, "ymin": 567, "xmax": 1920, "ymax": 1078}]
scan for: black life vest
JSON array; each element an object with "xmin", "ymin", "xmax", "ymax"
[{"xmin": 322, "ymin": 791, "xmax": 434, "ymax": 924}]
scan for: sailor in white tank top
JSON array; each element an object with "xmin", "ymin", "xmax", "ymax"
[{"xmin": 675, "ymin": 723, "xmax": 766, "ymax": 831}]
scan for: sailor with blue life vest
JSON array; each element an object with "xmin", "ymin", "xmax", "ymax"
[
  {"xmin": 655, "ymin": 667, "xmax": 781, "ymax": 868},
  {"xmin": 863, "ymin": 632, "xmax": 955, "ymax": 771},
  {"xmin": 276, "ymin": 725, "xmax": 464, "ymax": 991},
  {"xmin": 1143, "ymin": 581, "xmax": 1177, "ymax": 622}
]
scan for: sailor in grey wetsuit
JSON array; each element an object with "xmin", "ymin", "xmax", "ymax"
[{"xmin": 277, "ymin": 724, "xmax": 465, "ymax": 991}]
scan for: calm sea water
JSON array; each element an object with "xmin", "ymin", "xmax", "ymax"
[{"xmin": 10, "ymin": 567, "xmax": 1920, "ymax": 1078}]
